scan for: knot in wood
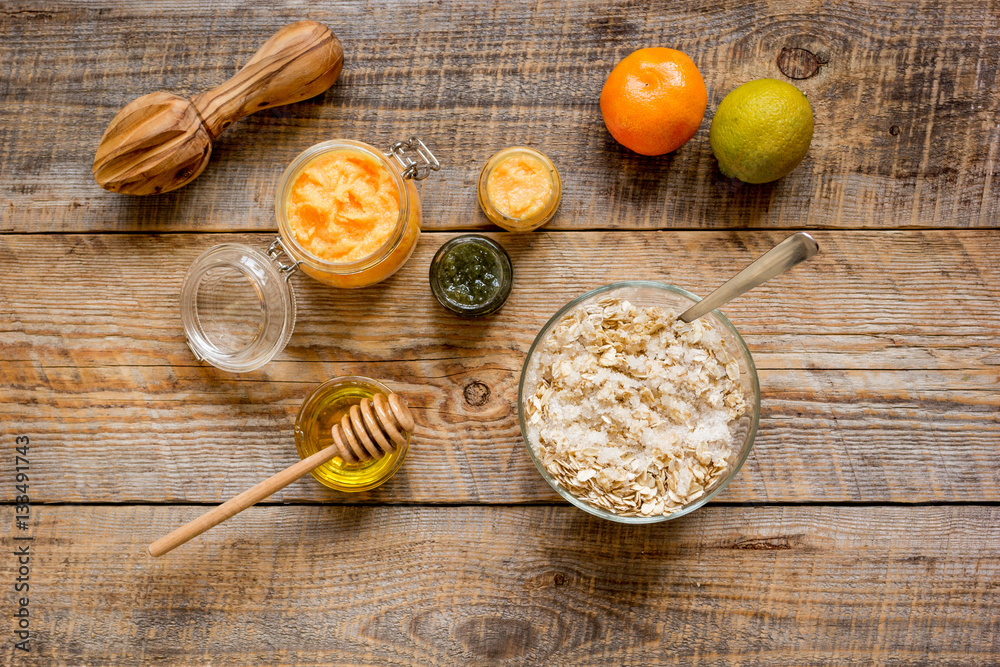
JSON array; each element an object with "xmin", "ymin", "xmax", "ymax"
[
  {"xmin": 463, "ymin": 381, "xmax": 491, "ymax": 407},
  {"xmin": 455, "ymin": 617, "xmax": 535, "ymax": 661},
  {"xmin": 777, "ymin": 47, "xmax": 823, "ymax": 79},
  {"xmin": 729, "ymin": 534, "xmax": 801, "ymax": 550},
  {"xmin": 553, "ymin": 572, "xmax": 566, "ymax": 586}
]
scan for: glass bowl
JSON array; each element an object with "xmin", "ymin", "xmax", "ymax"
[
  {"xmin": 517, "ymin": 281, "xmax": 761, "ymax": 524},
  {"xmin": 294, "ymin": 376, "xmax": 409, "ymax": 492}
]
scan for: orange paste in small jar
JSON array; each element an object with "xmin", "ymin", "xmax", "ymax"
[
  {"xmin": 478, "ymin": 147, "xmax": 561, "ymax": 232},
  {"xmin": 277, "ymin": 141, "xmax": 423, "ymax": 289},
  {"xmin": 487, "ymin": 154, "xmax": 552, "ymax": 219}
]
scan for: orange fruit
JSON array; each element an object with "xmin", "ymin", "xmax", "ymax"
[{"xmin": 600, "ymin": 48, "xmax": 707, "ymax": 156}]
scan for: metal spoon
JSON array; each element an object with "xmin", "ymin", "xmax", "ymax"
[{"xmin": 679, "ymin": 232, "xmax": 819, "ymax": 323}]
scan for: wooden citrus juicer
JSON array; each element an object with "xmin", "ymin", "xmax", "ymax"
[
  {"xmin": 148, "ymin": 392, "xmax": 414, "ymax": 558},
  {"xmin": 94, "ymin": 20, "xmax": 343, "ymax": 195}
]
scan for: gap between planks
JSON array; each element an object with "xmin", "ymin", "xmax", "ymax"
[
  {"xmin": 4, "ymin": 500, "xmax": 1000, "ymax": 508},
  {"xmin": 1, "ymin": 226, "xmax": 999, "ymax": 236}
]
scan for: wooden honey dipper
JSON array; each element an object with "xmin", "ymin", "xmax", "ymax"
[
  {"xmin": 94, "ymin": 20, "xmax": 343, "ymax": 196},
  {"xmin": 330, "ymin": 393, "xmax": 412, "ymax": 463},
  {"xmin": 148, "ymin": 392, "xmax": 413, "ymax": 558}
]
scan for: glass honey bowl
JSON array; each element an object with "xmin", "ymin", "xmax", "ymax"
[
  {"xmin": 477, "ymin": 146, "xmax": 561, "ymax": 232},
  {"xmin": 294, "ymin": 376, "xmax": 410, "ymax": 492},
  {"xmin": 180, "ymin": 136, "xmax": 439, "ymax": 372}
]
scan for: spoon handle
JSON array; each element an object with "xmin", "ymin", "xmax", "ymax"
[{"xmin": 679, "ymin": 232, "xmax": 819, "ymax": 323}]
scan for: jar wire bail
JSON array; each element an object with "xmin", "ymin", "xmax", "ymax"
[
  {"xmin": 267, "ymin": 237, "xmax": 302, "ymax": 279},
  {"xmin": 388, "ymin": 136, "xmax": 440, "ymax": 180}
]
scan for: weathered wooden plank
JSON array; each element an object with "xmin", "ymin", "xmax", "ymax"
[
  {"xmin": 1, "ymin": 230, "xmax": 997, "ymax": 503},
  {"xmin": 3, "ymin": 361, "xmax": 998, "ymax": 504},
  {"xmin": 1, "ymin": 230, "xmax": 998, "ymax": 366},
  {"xmin": 2, "ymin": 505, "xmax": 997, "ymax": 665},
  {"xmin": 1, "ymin": 0, "xmax": 997, "ymax": 232}
]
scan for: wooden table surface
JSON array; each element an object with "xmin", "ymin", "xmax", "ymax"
[{"xmin": 2, "ymin": 1, "xmax": 998, "ymax": 664}]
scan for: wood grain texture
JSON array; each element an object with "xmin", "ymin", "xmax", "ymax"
[
  {"xmin": 1, "ymin": 0, "xmax": 998, "ymax": 232},
  {"xmin": 2, "ymin": 505, "xmax": 997, "ymax": 665},
  {"xmin": 1, "ymin": 230, "xmax": 996, "ymax": 504},
  {"xmin": 2, "ymin": 1, "xmax": 999, "ymax": 664}
]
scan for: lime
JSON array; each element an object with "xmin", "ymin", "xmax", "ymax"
[{"xmin": 709, "ymin": 79, "xmax": 814, "ymax": 184}]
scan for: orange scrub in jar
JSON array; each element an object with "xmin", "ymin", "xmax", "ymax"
[
  {"xmin": 279, "ymin": 145, "xmax": 423, "ymax": 288},
  {"xmin": 478, "ymin": 147, "xmax": 561, "ymax": 232},
  {"xmin": 487, "ymin": 154, "xmax": 552, "ymax": 220},
  {"xmin": 287, "ymin": 150, "xmax": 401, "ymax": 263}
]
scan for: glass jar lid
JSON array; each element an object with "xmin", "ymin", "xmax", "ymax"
[{"xmin": 180, "ymin": 242, "xmax": 297, "ymax": 372}]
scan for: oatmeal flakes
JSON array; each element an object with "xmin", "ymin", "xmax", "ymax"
[{"xmin": 524, "ymin": 297, "xmax": 747, "ymax": 517}]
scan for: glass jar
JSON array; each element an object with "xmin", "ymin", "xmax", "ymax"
[
  {"xmin": 429, "ymin": 235, "xmax": 513, "ymax": 316},
  {"xmin": 180, "ymin": 137, "xmax": 439, "ymax": 372},
  {"xmin": 477, "ymin": 147, "xmax": 561, "ymax": 232},
  {"xmin": 295, "ymin": 376, "xmax": 410, "ymax": 492},
  {"xmin": 276, "ymin": 138, "xmax": 435, "ymax": 288}
]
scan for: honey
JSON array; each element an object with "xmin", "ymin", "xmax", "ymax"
[{"xmin": 294, "ymin": 376, "xmax": 409, "ymax": 492}]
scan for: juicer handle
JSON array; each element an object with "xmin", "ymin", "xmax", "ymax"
[
  {"xmin": 191, "ymin": 20, "xmax": 344, "ymax": 140},
  {"xmin": 147, "ymin": 443, "xmax": 341, "ymax": 558}
]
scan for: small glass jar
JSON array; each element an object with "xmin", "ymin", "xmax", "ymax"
[
  {"xmin": 429, "ymin": 235, "xmax": 513, "ymax": 316},
  {"xmin": 180, "ymin": 137, "xmax": 439, "ymax": 372},
  {"xmin": 477, "ymin": 147, "xmax": 561, "ymax": 232},
  {"xmin": 295, "ymin": 376, "xmax": 409, "ymax": 492}
]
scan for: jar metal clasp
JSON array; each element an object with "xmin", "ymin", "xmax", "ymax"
[
  {"xmin": 267, "ymin": 237, "xmax": 301, "ymax": 280},
  {"xmin": 388, "ymin": 136, "xmax": 440, "ymax": 180},
  {"xmin": 185, "ymin": 338, "xmax": 205, "ymax": 361}
]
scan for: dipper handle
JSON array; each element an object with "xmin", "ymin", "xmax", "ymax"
[
  {"xmin": 191, "ymin": 20, "xmax": 344, "ymax": 139},
  {"xmin": 148, "ymin": 392, "xmax": 412, "ymax": 558},
  {"xmin": 148, "ymin": 441, "xmax": 343, "ymax": 558}
]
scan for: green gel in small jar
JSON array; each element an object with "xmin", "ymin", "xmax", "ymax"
[{"xmin": 429, "ymin": 235, "xmax": 513, "ymax": 316}]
